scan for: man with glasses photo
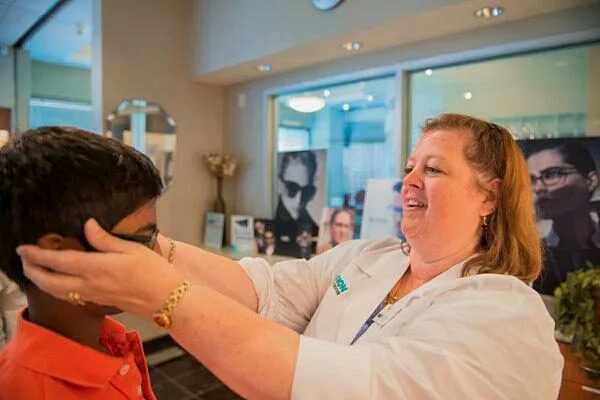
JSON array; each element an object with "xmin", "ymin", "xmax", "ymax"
[
  {"xmin": 522, "ymin": 138, "xmax": 600, "ymax": 294},
  {"xmin": 275, "ymin": 150, "xmax": 322, "ymax": 257}
]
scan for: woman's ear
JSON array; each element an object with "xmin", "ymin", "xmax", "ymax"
[
  {"xmin": 482, "ymin": 178, "xmax": 502, "ymax": 215},
  {"xmin": 36, "ymin": 234, "xmax": 85, "ymax": 251},
  {"xmin": 587, "ymin": 171, "xmax": 599, "ymax": 194}
]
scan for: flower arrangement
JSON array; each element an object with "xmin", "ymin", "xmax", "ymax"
[{"xmin": 203, "ymin": 152, "xmax": 238, "ymax": 178}]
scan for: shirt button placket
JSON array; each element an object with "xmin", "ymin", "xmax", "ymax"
[{"xmin": 119, "ymin": 364, "xmax": 130, "ymax": 376}]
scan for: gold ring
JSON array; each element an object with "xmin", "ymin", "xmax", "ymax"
[{"xmin": 67, "ymin": 292, "xmax": 86, "ymax": 306}]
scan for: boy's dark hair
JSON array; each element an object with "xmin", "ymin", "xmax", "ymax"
[{"xmin": 0, "ymin": 126, "xmax": 163, "ymax": 291}]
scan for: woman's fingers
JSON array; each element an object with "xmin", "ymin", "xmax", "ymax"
[
  {"xmin": 22, "ymin": 262, "xmax": 87, "ymax": 302},
  {"xmin": 16, "ymin": 245, "xmax": 94, "ymax": 276},
  {"xmin": 84, "ymin": 218, "xmax": 136, "ymax": 253}
]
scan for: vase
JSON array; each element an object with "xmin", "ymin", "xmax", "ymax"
[
  {"xmin": 213, "ymin": 177, "xmax": 226, "ymax": 213},
  {"xmin": 212, "ymin": 176, "xmax": 227, "ymax": 246}
]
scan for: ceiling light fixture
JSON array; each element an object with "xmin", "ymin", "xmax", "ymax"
[
  {"xmin": 342, "ymin": 104, "xmax": 350, "ymax": 111},
  {"xmin": 366, "ymin": 95, "xmax": 374, "ymax": 102},
  {"xmin": 474, "ymin": 6, "xmax": 504, "ymax": 18},
  {"xmin": 256, "ymin": 64, "xmax": 272, "ymax": 72},
  {"xmin": 463, "ymin": 91, "xmax": 473, "ymax": 100},
  {"xmin": 323, "ymin": 89, "xmax": 331, "ymax": 97},
  {"xmin": 287, "ymin": 95, "xmax": 326, "ymax": 113},
  {"xmin": 425, "ymin": 69, "xmax": 433, "ymax": 76},
  {"xmin": 341, "ymin": 41, "xmax": 362, "ymax": 51}
]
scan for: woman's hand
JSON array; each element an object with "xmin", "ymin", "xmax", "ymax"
[{"xmin": 17, "ymin": 219, "xmax": 181, "ymax": 318}]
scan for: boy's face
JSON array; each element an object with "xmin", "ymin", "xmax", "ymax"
[{"xmin": 36, "ymin": 200, "xmax": 159, "ymax": 316}]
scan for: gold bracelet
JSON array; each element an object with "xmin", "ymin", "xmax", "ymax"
[
  {"xmin": 167, "ymin": 237, "xmax": 175, "ymax": 267},
  {"xmin": 152, "ymin": 280, "xmax": 191, "ymax": 329}
]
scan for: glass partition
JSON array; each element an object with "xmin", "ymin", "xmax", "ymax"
[
  {"xmin": 274, "ymin": 76, "xmax": 398, "ymax": 233},
  {"xmin": 409, "ymin": 43, "xmax": 600, "ymax": 151}
]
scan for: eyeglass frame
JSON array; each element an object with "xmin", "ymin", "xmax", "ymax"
[
  {"xmin": 530, "ymin": 166, "xmax": 580, "ymax": 187},
  {"xmin": 78, "ymin": 228, "xmax": 159, "ymax": 251},
  {"xmin": 279, "ymin": 176, "xmax": 317, "ymax": 203}
]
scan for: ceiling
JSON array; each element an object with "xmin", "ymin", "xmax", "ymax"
[
  {"xmin": 0, "ymin": 0, "xmax": 91, "ymax": 68},
  {"xmin": 195, "ymin": 0, "xmax": 600, "ymax": 85}
]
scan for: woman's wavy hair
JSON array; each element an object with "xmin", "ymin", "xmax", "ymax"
[{"xmin": 412, "ymin": 113, "xmax": 542, "ymax": 282}]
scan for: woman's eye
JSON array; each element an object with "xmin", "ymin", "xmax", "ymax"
[
  {"xmin": 425, "ymin": 166, "xmax": 440, "ymax": 174},
  {"xmin": 404, "ymin": 167, "xmax": 414, "ymax": 175}
]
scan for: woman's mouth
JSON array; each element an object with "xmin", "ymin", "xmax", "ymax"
[{"xmin": 405, "ymin": 198, "xmax": 427, "ymax": 210}]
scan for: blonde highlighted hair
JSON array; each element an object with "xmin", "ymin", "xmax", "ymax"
[{"xmin": 421, "ymin": 113, "xmax": 542, "ymax": 282}]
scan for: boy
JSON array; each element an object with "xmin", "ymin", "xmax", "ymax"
[{"xmin": 0, "ymin": 127, "xmax": 163, "ymax": 399}]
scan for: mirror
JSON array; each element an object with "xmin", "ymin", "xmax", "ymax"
[{"xmin": 105, "ymin": 99, "xmax": 176, "ymax": 190}]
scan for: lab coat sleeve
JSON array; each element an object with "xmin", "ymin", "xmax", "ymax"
[
  {"xmin": 291, "ymin": 283, "xmax": 564, "ymax": 400},
  {"xmin": 238, "ymin": 239, "xmax": 390, "ymax": 333},
  {"xmin": 0, "ymin": 272, "xmax": 26, "ymax": 348}
]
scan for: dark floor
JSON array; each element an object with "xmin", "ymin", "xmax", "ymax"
[{"xmin": 150, "ymin": 353, "xmax": 243, "ymax": 400}]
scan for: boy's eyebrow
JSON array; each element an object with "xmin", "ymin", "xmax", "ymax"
[{"xmin": 133, "ymin": 223, "xmax": 158, "ymax": 234}]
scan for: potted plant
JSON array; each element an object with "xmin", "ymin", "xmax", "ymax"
[{"xmin": 555, "ymin": 267, "xmax": 600, "ymax": 381}]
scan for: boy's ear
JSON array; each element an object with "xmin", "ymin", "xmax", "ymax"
[{"xmin": 37, "ymin": 234, "xmax": 85, "ymax": 251}]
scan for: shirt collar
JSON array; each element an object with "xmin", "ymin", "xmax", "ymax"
[{"xmin": 6, "ymin": 309, "xmax": 140, "ymax": 388}]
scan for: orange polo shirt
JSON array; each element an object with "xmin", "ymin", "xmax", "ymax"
[{"xmin": 0, "ymin": 309, "xmax": 157, "ymax": 400}]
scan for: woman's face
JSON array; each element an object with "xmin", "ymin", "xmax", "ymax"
[
  {"xmin": 401, "ymin": 129, "xmax": 494, "ymax": 260},
  {"xmin": 330, "ymin": 211, "xmax": 353, "ymax": 245},
  {"xmin": 527, "ymin": 148, "xmax": 595, "ymax": 219}
]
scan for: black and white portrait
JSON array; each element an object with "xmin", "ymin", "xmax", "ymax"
[
  {"xmin": 274, "ymin": 150, "xmax": 327, "ymax": 257},
  {"xmin": 519, "ymin": 138, "xmax": 600, "ymax": 295}
]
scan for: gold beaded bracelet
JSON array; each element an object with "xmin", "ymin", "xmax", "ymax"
[{"xmin": 152, "ymin": 280, "xmax": 191, "ymax": 329}]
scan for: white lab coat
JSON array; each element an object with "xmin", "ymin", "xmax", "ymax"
[{"xmin": 239, "ymin": 237, "xmax": 563, "ymax": 400}]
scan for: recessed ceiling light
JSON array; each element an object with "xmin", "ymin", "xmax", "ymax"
[
  {"xmin": 323, "ymin": 89, "xmax": 331, "ymax": 97},
  {"xmin": 256, "ymin": 64, "xmax": 272, "ymax": 72},
  {"xmin": 342, "ymin": 104, "xmax": 350, "ymax": 111},
  {"xmin": 341, "ymin": 41, "xmax": 362, "ymax": 51},
  {"xmin": 366, "ymin": 95, "xmax": 374, "ymax": 102},
  {"xmin": 425, "ymin": 69, "xmax": 433, "ymax": 76},
  {"xmin": 474, "ymin": 6, "xmax": 504, "ymax": 18},
  {"xmin": 463, "ymin": 91, "xmax": 473, "ymax": 100}
]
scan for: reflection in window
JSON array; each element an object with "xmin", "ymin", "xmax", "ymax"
[
  {"xmin": 30, "ymin": 98, "xmax": 94, "ymax": 131},
  {"xmin": 278, "ymin": 127, "xmax": 310, "ymax": 152},
  {"xmin": 409, "ymin": 44, "xmax": 600, "ymax": 150},
  {"xmin": 275, "ymin": 76, "xmax": 398, "ymax": 231}
]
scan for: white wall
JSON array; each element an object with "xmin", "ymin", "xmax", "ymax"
[
  {"xmin": 224, "ymin": 5, "xmax": 600, "ymax": 218},
  {"xmin": 97, "ymin": 0, "xmax": 224, "ymax": 245},
  {"xmin": 193, "ymin": 0, "xmax": 462, "ymax": 74}
]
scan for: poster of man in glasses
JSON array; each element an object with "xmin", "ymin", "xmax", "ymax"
[
  {"xmin": 274, "ymin": 150, "xmax": 327, "ymax": 257},
  {"xmin": 519, "ymin": 138, "xmax": 600, "ymax": 295}
]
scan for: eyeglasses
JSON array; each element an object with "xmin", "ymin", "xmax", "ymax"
[
  {"xmin": 530, "ymin": 167, "xmax": 579, "ymax": 187},
  {"xmin": 280, "ymin": 180, "xmax": 316, "ymax": 202},
  {"xmin": 79, "ymin": 228, "xmax": 159, "ymax": 251}
]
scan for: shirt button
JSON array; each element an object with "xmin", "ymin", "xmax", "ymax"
[
  {"xmin": 137, "ymin": 385, "xmax": 143, "ymax": 397},
  {"xmin": 119, "ymin": 364, "xmax": 130, "ymax": 376}
]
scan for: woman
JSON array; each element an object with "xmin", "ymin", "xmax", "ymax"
[
  {"xmin": 18, "ymin": 114, "xmax": 563, "ymax": 399},
  {"xmin": 316, "ymin": 208, "xmax": 354, "ymax": 254}
]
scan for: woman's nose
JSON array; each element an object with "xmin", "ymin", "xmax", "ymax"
[{"xmin": 403, "ymin": 169, "xmax": 423, "ymax": 189}]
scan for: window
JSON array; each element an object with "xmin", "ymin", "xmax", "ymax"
[
  {"xmin": 275, "ymin": 76, "xmax": 398, "ymax": 208},
  {"xmin": 408, "ymin": 43, "xmax": 600, "ymax": 150},
  {"xmin": 29, "ymin": 98, "xmax": 94, "ymax": 131}
]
